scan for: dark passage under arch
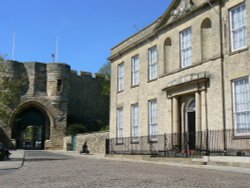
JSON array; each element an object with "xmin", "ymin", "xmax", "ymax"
[{"xmin": 11, "ymin": 107, "xmax": 50, "ymax": 150}]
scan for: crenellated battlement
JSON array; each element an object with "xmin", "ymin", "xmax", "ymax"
[
  {"xmin": 70, "ymin": 69, "xmax": 105, "ymax": 79},
  {"xmin": 0, "ymin": 59, "xmax": 109, "ymax": 150}
]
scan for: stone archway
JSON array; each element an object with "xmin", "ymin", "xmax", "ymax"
[{"xmin": 9, "ymin": 101, "xmax": 54, "ymax": 150}]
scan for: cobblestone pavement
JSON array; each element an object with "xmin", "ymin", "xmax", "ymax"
[{"xmin": 0, "ymin": 151, "xmax": 250, "ymax": 188}]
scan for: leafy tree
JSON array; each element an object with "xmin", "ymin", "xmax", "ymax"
[
  {"xmin": 97, "ymin": 62, "xmax": 110, "ymax": 131},
  {"xmin": 0, "ymin": 58, "xmax": 22, "ymax": 124},
  {"xmin": 67, "ymin": 124, "xmax": 87, "ymax": 136},
  {"xmin": 98, "ymin": 62, "xmax": 111, "ymax": 96},
  {"xmin": 98, "ymin": 61, "xmax": 111, "ymax": 76}
]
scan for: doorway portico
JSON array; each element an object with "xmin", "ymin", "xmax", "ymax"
[{"xmin": 163, "ymin": 72, "xmax": 209, "ymax": 151}]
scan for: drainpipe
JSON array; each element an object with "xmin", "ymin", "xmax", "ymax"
[{"xmin": 219, "ymin": 0, "xmax": 227, "ymax": 154}]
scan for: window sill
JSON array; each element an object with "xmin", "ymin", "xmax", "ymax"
[
  {"xmin": 117, "ymin": 90, "xmax": 124, "ymax": 94},
  {"xmin": 116, "ymin": 141, "xmax": 124, "ymax": 145},
  {"xmin": 131, "ymin": 141, "xmax": 139, "ymax": 144},
  {"xmin": 131, "ymin": 84, "xmax": 139, "ymax": 89},
  {"xmin": 148, "ymin": 78, "xmax": 158, "ymax": 83},
  {"xmin": 230, "ymin": 47, "xmax": 248, "ymax": 56},
  {"xmin": 148, "ymin": 139, "xmax": 158, "ymax": 144},
  {"xmin": 233, "ymin": 133, "xmax": 250, "ymax": 139}
]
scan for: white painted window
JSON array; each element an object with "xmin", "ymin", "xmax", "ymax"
[
  {"xmin": 132, "ymin": 55, "xmax": 139, "ymax": 86},
  {"xmin": 117, "ymin": 108, "xmax": 124, "ymax": 143},
  {"xmin": 233, "ymin": 77, "xmax": 250, "ymax": 134},
  {"xmin": 131, "ymin": 104, "xmax": 139, "ymax": 142},
  {"xmin": 148, "ymin": 46, "xmax": 158, "ymax": 80},
  {"xmin": 230, "ymin": 3, "xmax": 247, "ymax": 51},
  {"xmin": 118, "ymin": 63, "xmax": 124, "ymax": 92},
  {"xmin": 149, "ymin": 99, "xmax": 157, "ymax": 141},
  {"xmin": 180, "ymin": 28, "xmax": 192, "ymax": 68}
]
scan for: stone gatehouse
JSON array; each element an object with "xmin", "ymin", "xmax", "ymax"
[{"xmin": 0, "ymin": 61, "xmax": 109, "ymax": 150}]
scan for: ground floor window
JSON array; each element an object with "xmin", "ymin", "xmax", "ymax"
[
  {"xmin": 149, "ymin": 99, "xmax": 157, "ymax": 141},
  {"xmin": 117, "ymin": 108, "xmax": 124, "ymax": 143},
  {"xmin": 131, "ymin": 104, "xmax": 139, "ymax": 142},
  {"xmin": 233, "ymin": 77, "xmax": 250, "ymax": 134}
]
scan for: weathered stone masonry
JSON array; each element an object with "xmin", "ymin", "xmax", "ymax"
[{"xmin": 0, "ymin": 61, "xmax": 109, "ymax": 150}]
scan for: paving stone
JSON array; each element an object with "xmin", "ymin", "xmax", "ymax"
[{"xmin": 0, "ymin": 151, "xmax": 250, "ymax": 188}]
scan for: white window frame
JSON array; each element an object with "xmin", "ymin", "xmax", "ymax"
[
  {"xmin": 149, "ymin": 99, "xmax": 157, "ymax": 141},
  {"xmin": 117, "ymin": 63, "xmax": 124, "ymax": 92},
  {"xmin": 117, "ymin": 108, "xmax": 124, "ymax": 143},
  {"xmin": 148, "ymin": 46, "xmax": 158, "ymax": 80},
  {"xmin": 180, "ymin": 28, "xmax": 192, "ymax": 68},
  {"xmin": 131, "ymin": 104, "xmax": 139, "ymax": 142},
  {"xmin": 232, "ymin": 77, "xmax": 250, "ymax": 136},
  {"xmin": 132, "ymin": 55, "xmax": 140, "ymax": 86},
  {"xmin": 230, "ymin": 3, "xmax": 247, "ymax": 52}
]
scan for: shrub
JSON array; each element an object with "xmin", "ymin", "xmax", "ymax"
[{"xmin": 67, "ymin": 124, "xmax": 87, "ymax": 136}]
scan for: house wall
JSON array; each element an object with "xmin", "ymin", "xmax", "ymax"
[
  {"xmin": 110, "ymin": 1, "xmax": 225, "ymax": 140},
  {"xmin": 109, "ymin": 0, "xmax": 250, "ymax": 153}
]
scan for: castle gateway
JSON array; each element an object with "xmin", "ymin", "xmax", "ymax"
[{"xmin": 0, "ymin": 61, "xmax": 109, "ymax": 150}]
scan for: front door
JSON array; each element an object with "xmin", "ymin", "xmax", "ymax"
[{"xmin": 187, "ymin": 111, "xmax": 196, "ymax": 150}]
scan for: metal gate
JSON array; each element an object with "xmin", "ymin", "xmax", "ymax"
[{"xmin": 71, "ymin": 136, "xmax": 77, "ymax": 151}]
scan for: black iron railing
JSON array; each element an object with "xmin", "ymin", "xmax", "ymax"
[{"xmin": 107, "ymin": 129, "xmax": 250, "ymax": 158}]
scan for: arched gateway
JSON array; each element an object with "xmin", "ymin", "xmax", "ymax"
[
  {"xmin": 10, "ymin": 101, "xmax": 54, "ymax": 150},
  {"xmin": 0, "ymin": 61, "xmax": 109, "ymax": 150}
]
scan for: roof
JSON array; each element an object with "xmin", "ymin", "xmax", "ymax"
[{"xmin": 109, "ymin": 0, "xmax": 211, "ymax": 61}]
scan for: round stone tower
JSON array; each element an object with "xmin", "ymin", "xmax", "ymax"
[{"xmin": 47, "ymin": 63, "xmax": 70, "ymax": 101}]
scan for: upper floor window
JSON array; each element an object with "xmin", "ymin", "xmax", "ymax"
[
  {"xmin": 232, "ymin": 77, "xmax": 250, "ymax": 135},
  {"xmin": 180, "ymin": 28, "xmax": 192, "ymax": 68},
  {"xmin": 149, "ymin": 99, "xmax": 157, "ymax": 141},
  {"xmin": 132, "ymin": 55, "xmax": 139, "ymax": 86},
  {"xmin": 230, "ymin": 3, "xmax": 247, "ymax": 51},
  {"xmin": 131, "ymin": 104, "xmax": 139, "ymax": 142},
  {"xmin": 148, "ymin": 46, "xmax": 158, "ymax": 80},
  {"xmin": 117, "ymin": 63, "xmax": 124, "ymax": 92},
  {"xmin": 117, "ymin": 108, "xmax": 124, "ymax": 143}
]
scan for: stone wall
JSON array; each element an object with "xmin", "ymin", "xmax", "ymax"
[
  {"xmin": 0, "ymin": 61, "xmax": 109, "ymax": 150},
  {"xmin": 63, "ymin": 131, "xmax": 109, "ymax": 154},
  {"xmin": 68, "ymin": 71, "xmax": 109, "ymax": 131}
]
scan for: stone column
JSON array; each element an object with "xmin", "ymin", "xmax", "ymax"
[
  {"xmin": 195, "ymin": 92, "xmax": 201, "ymax": 149},
  {"xmin": 173, "ymin": 96, "xmax": 180, "ymax": 146},
  {"xmin": 195, "ymin": 92, "xmax": 201, "ymax": 132},
  {"xmin": 201, "ymin": 89, "xmax": 207, "ymax": 150},
  {"xmin": 167, "ymin": 98, "xmax": 173, "ymax": 134},
  {"xmin": 201, "ymin": 90, "xmax": 207, "ymax": 131}
]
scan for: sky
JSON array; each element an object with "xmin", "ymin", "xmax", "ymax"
[{"xmin": 0, "ymin": 0, "xmax": 171, "ymax": 73}]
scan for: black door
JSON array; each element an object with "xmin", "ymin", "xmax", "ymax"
[{"xmin": 188, "ymin": 112, "xmax": 196, "ymax": 150}]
